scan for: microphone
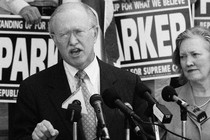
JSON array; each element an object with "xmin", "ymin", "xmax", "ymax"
[
  {"xmin": 102, "ymin": 88, "xmax": 155, "ymax": 140},
  {"xmin": 67, "ymin": 100, "xmax": 81, "ymax": 140},
  {"xmin": 90, "ymin": 94, "xmax": 110, "ymax": 140},
  {"xmin": 162, "ymin": 86, "xmax": 207, "ymax": 123},
  {"xmin": 137, "ymin": 84, "xmax": 173, "ymax": 123},
  {"xmin": 124, "ymin": 103, "xmax": 142, "ymax": 137},
  {"xmin": 102, "ymin": 87, "xmax": 143, "ymax": 124},
  {"xmin": 162, "ymin": 86, "xmax": 187, "ymax": 106},
  {"xmin": 124, "ymin": 102, "xmax": 131, "ymax": 140},
  {"xmin": 67, "ymin": 100, "xmax": 82, "ymax": 122}
]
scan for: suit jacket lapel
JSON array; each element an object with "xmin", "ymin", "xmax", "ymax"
[
  {"xmin": 98, "ymin": 59, "xmax": 119, "ymax": 124},
  {"xmin": 47, "ymin": 61, "xmax": 73, "ymax": 132},
  {"xmin": 98, "ymin": 59, "xmax": 117, "ymax": 94}
]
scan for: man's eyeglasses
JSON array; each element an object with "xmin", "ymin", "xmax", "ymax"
[{"xmin": 50, "ymin": 26, "xmax": 96, "ymax": 42}]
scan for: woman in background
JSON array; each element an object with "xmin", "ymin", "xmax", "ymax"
[{"xmin": 161, "ymin": 26, "xmax": 210, "ymax": 140}]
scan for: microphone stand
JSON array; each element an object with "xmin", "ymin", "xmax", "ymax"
[
  {"xmin": 125, "ymin": 116, "xmax": 130, "ymax": 140},
  {"xmin": 71, "ymin": 113, "xmax": 81, "ymax": 140},
  {"xmin": 152, "ymin": 115, "xmax": 160, "ymax": 140},
  {"xmin": 67, "ymin": 101, "xmax": 81, "ymax": 140},
  {"xmin": 73, "ymin": 122, "xmax": 78, "ymax": 140},
  {"xmin": 180, "ymin": 106, "xmax": 187, "ymax": 140}
]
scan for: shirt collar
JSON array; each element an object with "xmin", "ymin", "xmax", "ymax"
[
  {"xmin": 84, "ymin": 56, "xmax": 99, "ymax": 83},
  {"xmin": 63, "ymin": 56, "xmax": 99, "ymax": 80},
  {"xmin": 63, "ymin": 61, "xmax": 78, "ymax": 79}
]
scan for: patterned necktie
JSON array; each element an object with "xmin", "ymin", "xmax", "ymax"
[{"xmin": 75, "ymin": 70, "xmax": 97, "ymax": 140}]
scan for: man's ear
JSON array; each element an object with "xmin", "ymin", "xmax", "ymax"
[{"xmin": 93, "ymin": 26, "xmax": 99, "ymax": 41}]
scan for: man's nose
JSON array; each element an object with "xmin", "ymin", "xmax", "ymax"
[{"xmin": 68, "ymin": 32, "xmax": 78, "ymax": 45}]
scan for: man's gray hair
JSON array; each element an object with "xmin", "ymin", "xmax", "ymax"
[{"xmin": 48, "ymin": 2, "xmax": 98, "ymax": 34}]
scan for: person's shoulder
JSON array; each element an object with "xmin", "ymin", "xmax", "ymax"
[
  {"xmin": 175, "ymin": 82, "xmax": 189, "ymax": 96},
  {"xmin": 21, "ymin": 62, "xmax": 61, "ymax": 84},
  {"xmin": 175, "ymin": 83, "xmax": 186, "ymax": 91},
  {"xmin": 99, "ymin": 60, "xmax": 138, "ymax": 78}
]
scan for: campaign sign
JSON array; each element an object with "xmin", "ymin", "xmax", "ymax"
[
  {"xmin": 0, "ymin": 15, "xmax": 58, "ymax": 103},
  {"xmin": 193, "ymin": 0, "xmax": 210, "ymax": 28},
  {"xmin": 113, "ymin": 0, "xmax": 192, "ymax": 80}
]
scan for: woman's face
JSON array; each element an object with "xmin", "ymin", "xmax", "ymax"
[{"xmin": 180, "ymin": 36, "xmax": 210, "ymax": 82}]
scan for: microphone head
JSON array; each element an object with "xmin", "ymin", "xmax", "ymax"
[
  {"xmin": 90, "ymin": 94, "xmax": 103, "ymax": 107},
  {"xmin": 72, "ymin": 99, "xmax": 81, "ymax": 105},
  {"xmin": 67, "ymin": 100, "xmax": 82, "ymax": 111},
  {"xmin": 67, "ymin": 100, "xmax": 82, "ymax": 122},
  {"xmin": 136, "ymin": 83, "xmax": 151, "ymax": 97},
  {"xmin": 136, "ymin": 83, "xmax": 158, "ymax": 105},
  {"xmin": 162, "ymin": 86, "xmax": 178, "ymax": 102},
  {"xmin": 102, "ymin": 87, "xmax": 121, "ymax": 109}
]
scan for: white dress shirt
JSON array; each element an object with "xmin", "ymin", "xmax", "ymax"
[{"xmin": 63, "ymin": 56, "xmax": 100, "ymax": 96}]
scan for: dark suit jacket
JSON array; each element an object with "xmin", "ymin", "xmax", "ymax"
[{"xmin": 12, "ymin": 59, "xmax": 154, "ymax": 140}]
